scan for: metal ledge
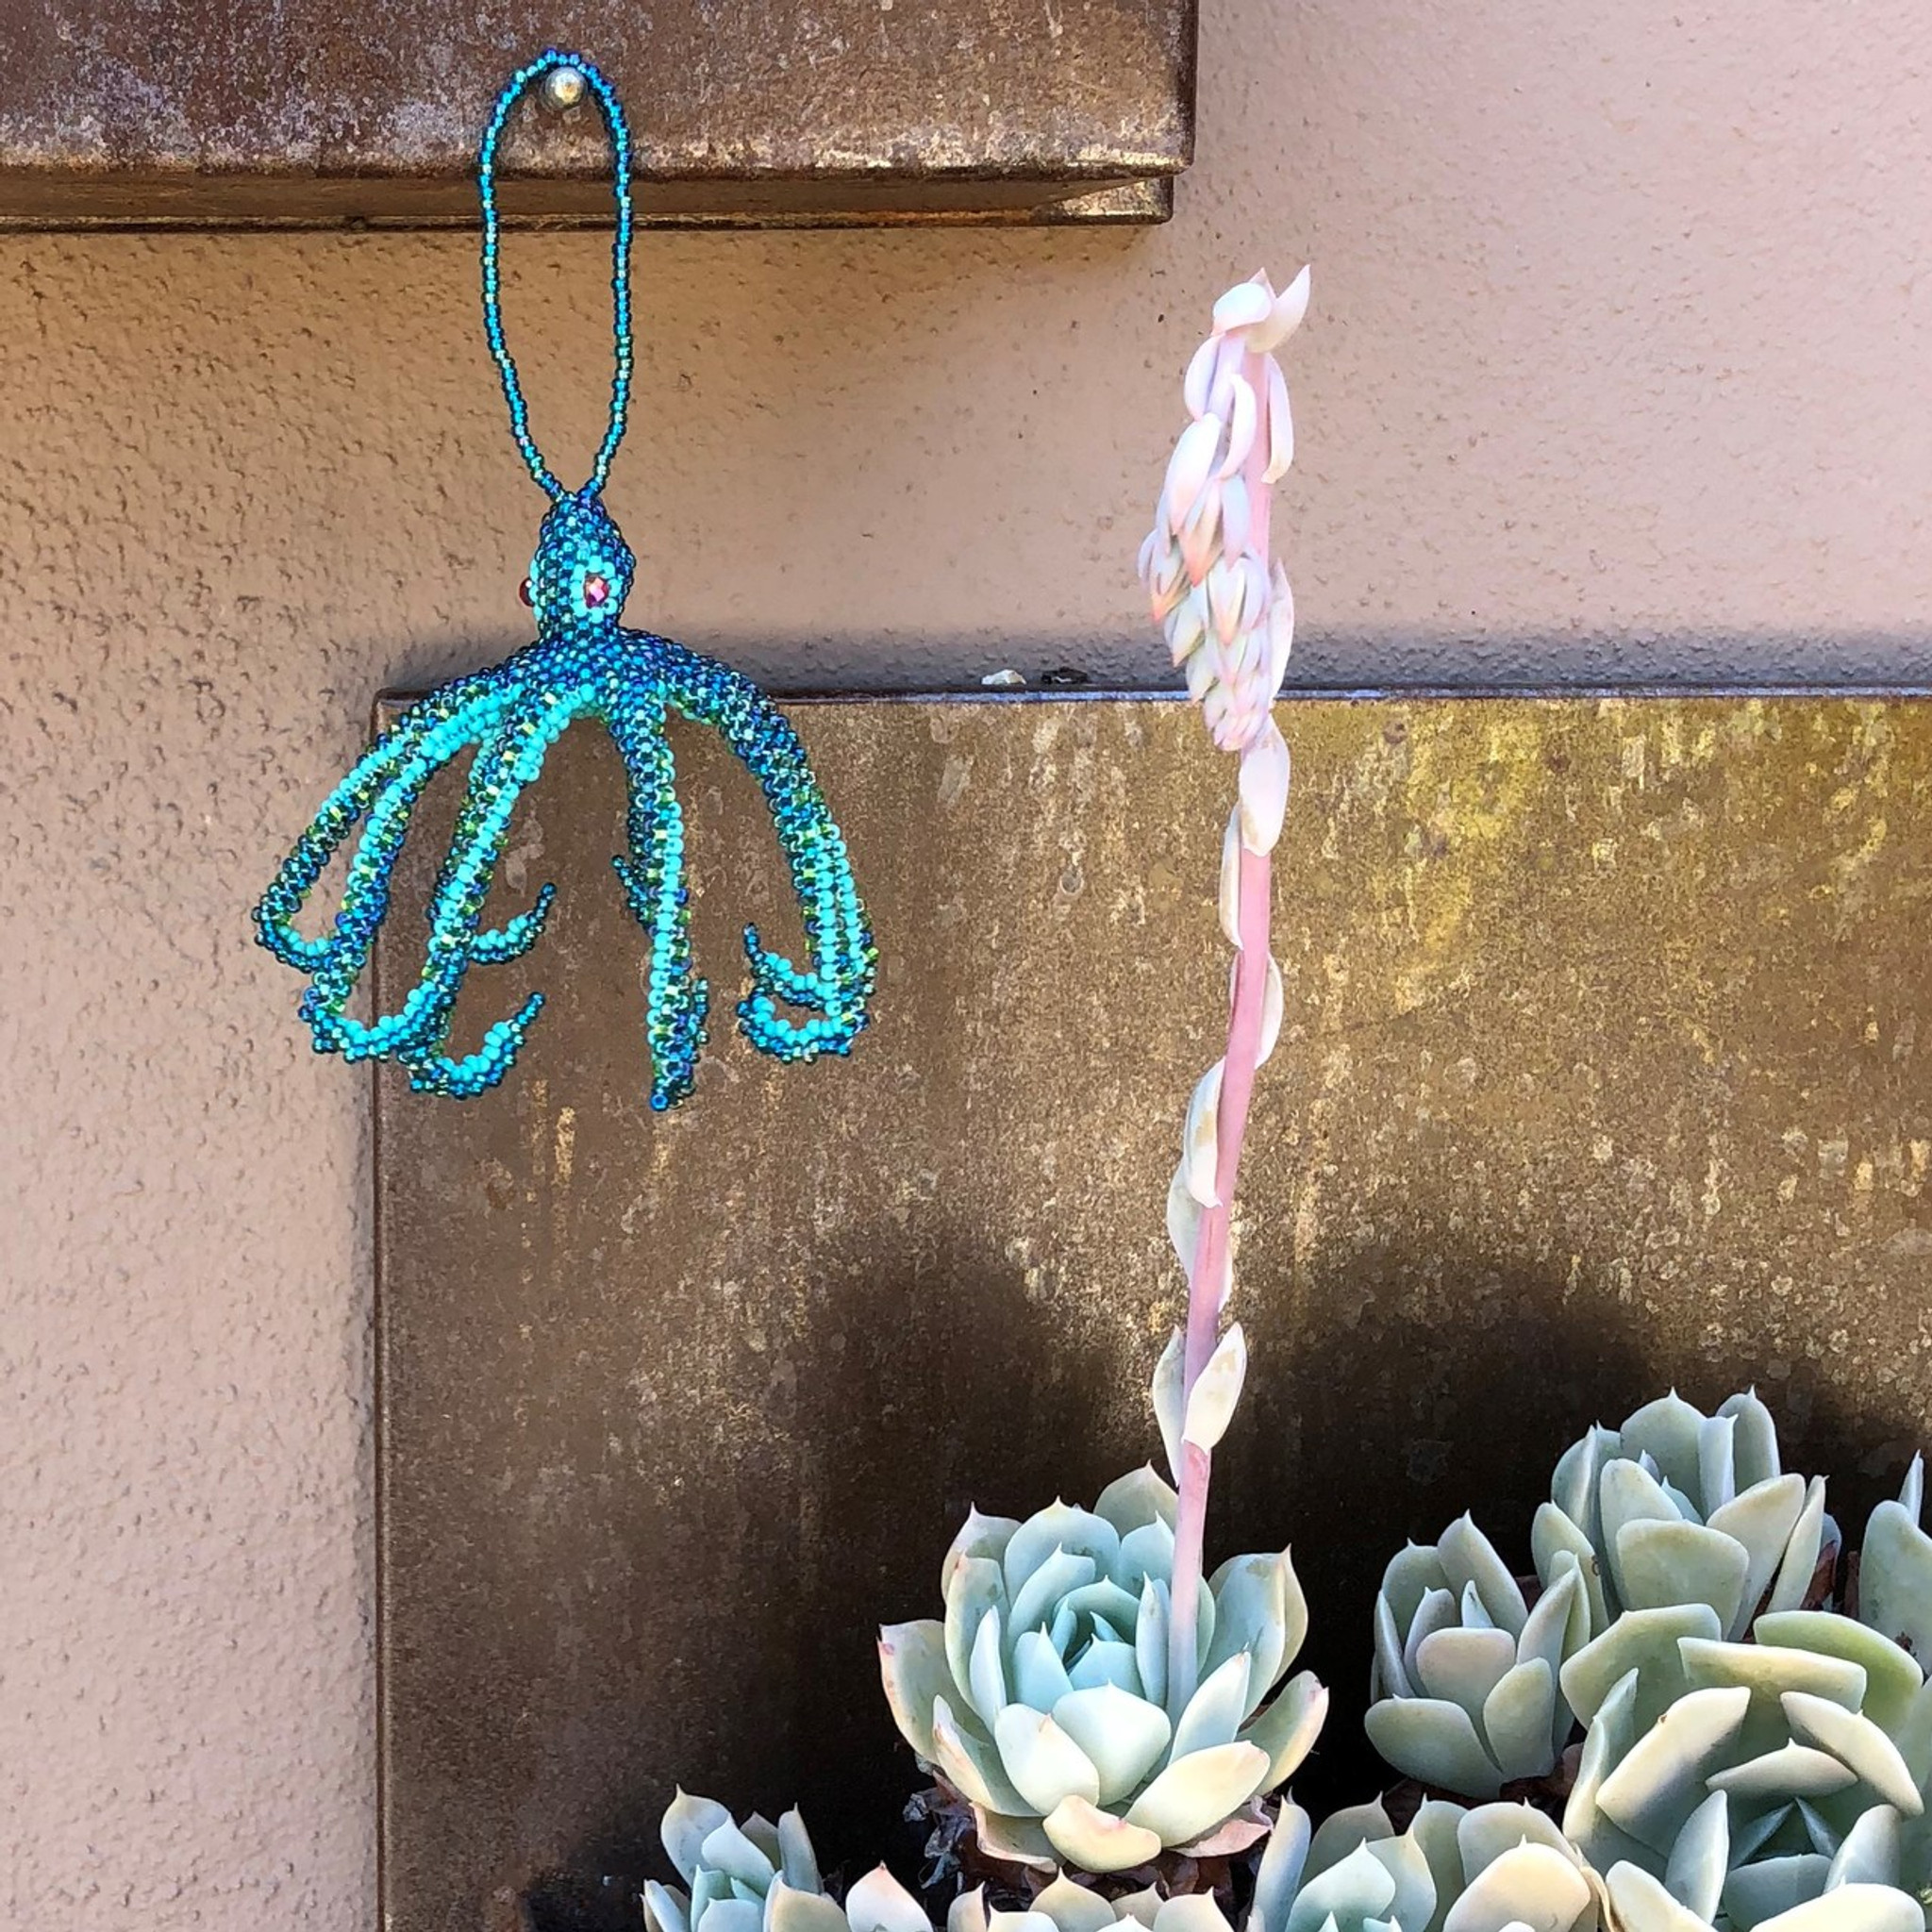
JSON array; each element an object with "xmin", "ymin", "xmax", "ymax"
[{"xmin": 0, "ymin": 3, "xmax": 1193, "ymax": 229}]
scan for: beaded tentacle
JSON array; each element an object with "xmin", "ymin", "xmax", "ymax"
[
  {"xmin": 252, "ymin": 51, "xmax": 874, "ymax": 1102},
  {"xmin": 607, "ymin": 687, "xmax": 710, "ymax": 1110},
  {"xmin": 656, "ymin": 643, "xmax": 876, "ymax": 1061}
]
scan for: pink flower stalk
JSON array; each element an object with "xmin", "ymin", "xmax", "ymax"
[{"xmin": 1137, "ymin": 267, "xmax": 1308, "ymax": 1711}]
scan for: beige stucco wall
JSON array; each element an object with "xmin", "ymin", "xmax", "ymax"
[{"xmin": 3, "ymin": 0, "xmax": 1928, "ymax": 1922}]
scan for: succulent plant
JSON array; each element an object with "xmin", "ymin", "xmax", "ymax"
[
  {"xmin": 1860, "ymin": 1455, "xmax": 1932, "ymax": 1664},
  {"xmin": 642, "ymin": 1793, "xmax": 935, "ymax": 1932},
  {"xmin": 1366, "ymin": 1515, "xmax": 1592, "ymax": 1799},
  {"xmin": 948, "ymin": 1872, "xmax": 1233, "ymax": 1932},
  {"xmin": 1532, "ymin": 1391, "xmax": 1838, "ymax": 1644},
  {"xmin": 1561, "ymin": 1609, "xmax": 1932, "ymax": 1929},
  {"xmin": 878, "ymin": 1466, "xmax": 1327, "ymax": 1874}
]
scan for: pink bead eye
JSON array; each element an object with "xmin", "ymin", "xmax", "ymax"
[
  {"xmin": 583, "ymin": 575, "xmax": 610, "ymax": 608},
  {"xmin": 518, "ymin": 577, "xmax": 534, "ymax": 608}
]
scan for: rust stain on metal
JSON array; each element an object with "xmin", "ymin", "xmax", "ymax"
[
  {"xmin": 374, "ymin": 692, "xmax": 1932, "ymax": 1930},
  {"xmin": 0, "ymin": 0, "xmax": 1194, "ymax": 227}
]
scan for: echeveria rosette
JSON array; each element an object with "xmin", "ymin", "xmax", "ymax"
[
  {"xmin": 642, "ymin": 1793, "xmax": 934, "ymax": 1932},
  {"xmin": 1859, "ymin": 1455, "xmax": 1932, "ymax": 1663},
  {"xmin": 1366, "ymin": 1516, "xmax": 1591, "ymax": 1801},
  {"xmin": 1561, "ymin": 1610, "xmax": 1932, "ymax": 1929},
  {"xmin": 1533, "ymin": 1391, "xmax": 1839, "ymax": 1645},
  {"xmin": 878, "ymin": 1467, "xmax": 1327, "ymax": 1874}
]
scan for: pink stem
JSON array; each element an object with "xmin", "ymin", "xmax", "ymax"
[{"xmin": 1166, "ymin": 838, "xmax": 1274, "ymax": 1710}]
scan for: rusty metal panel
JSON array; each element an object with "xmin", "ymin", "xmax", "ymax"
[
  {"xmin": 0, "ymin": 3, "xmax": 1191, "ymax": 228},
  {"xmin": 374, "ymin": 691, "xmax": 1932, "ymax": 1932}
]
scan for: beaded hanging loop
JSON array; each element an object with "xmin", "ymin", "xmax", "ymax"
[{"xmin": 254, "ymin": 50, "xmax": 875, "ymax": 1107}]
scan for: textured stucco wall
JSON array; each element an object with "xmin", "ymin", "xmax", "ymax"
[{"xmin": 3, "ymin": 0, "xmax": 1929, "ymax": 1923}]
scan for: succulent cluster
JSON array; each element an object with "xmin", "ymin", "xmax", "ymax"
[{"xmin": 1362, "ymin": 1389, "xmax": 1932, "ymax": 1930}]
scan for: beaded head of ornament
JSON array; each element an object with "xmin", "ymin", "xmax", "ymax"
[{"xmin": 254, "ymin": 51, "xmax": 875, "ymax": 1108}]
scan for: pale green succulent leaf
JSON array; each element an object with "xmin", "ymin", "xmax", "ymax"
[
  {"xmin": 970, "ymin": 1806, "xmax": 1058, "ymax": 1871},
  {"xmin": 1551, "ymin": 1428, "xmax": 1616, "ymax": 1541},
  {"xmin": 768, "ymin": 1884, "xmax": 849, "ymax": 1932},
  {"xmin": 1395, "ymin": 1587, "xmax": 1458, "ymax": 1693},
  {"xmin": 1285, "ymin": 1843, "xmax": 1398, "ymax": 1932},
  {"xmin": 1615, "ymin": 1519, "xmax": 1751, "ymax": 1636},
  {"xmin": 699, "ymin": 1820, "xmax": 778, "ymax": 1891},
  {"xmin": 1041, "ymin": 1795, "xmax": 1164, "ymax": 1873},
  {"xmin": 1482, "ymin": 1658, "xmax": 1560, "ymax": 1784},
  {"xmin": 1533, "ymin": 1503, "xmax": 1610, "ymax": 1637},
  {"xmin": 967, "ymin": 1607, "xmax": 1010, "ymax": 1726},
  {"xmin": 665, "ymin": 1793, "xmax": 737, "ymax": 1885},
  {"xmin": 1303, "ymin": 1799, "xmax": 1400, "ymax": 1884},
  {"xmin": 1373, "ymin": 1591, "xmax": 1412, "ymax": 1702},
  {"xmin": 1827, "ymin": 1803, "xmax": 1903, "ymax": 1889},
  {"xmin": 1621, "ymin": 1392, "xmax": 1707, "ymax": 1500},
  {"xmin": 933, "ymin": 1693, "xmax": 1029, "ymax": 1814},
  {"xmin": 1414, "ymin": 1626, "xmax": 1517, "ymax": 1724},
  {"xmin": 1380, "ymin": 1543, "xmax": 1454, "ymax": 1631},
  {"xmin": 1149, "ymin": 1896, "xmax": 1236, "ymax": 1932},
  {"xmin": 946, "ymin": 1557, "xmax": 1009, "ymax": 1708},
  {"xmin": 740, "ymin": 1815, "xmax": 783, "ymax": 1868},
  {"xmin": 1859, "ymin": 1490, "xmax": 1932, "ymax": 1664},
  {"xmin": 1152, "ymin": 1332, "xmax": 1186, "ymax": 1483},
  {"xmin": 1678, "ymin": 1635, "xmax": 1867, "ymax": 1716},
  {"xmin": 1594, "ymin": 1685, "xmax": 1751, "ymax": 1849},
  {"xmin": 1031, "ymin": 1876, "xmax": 1122, "ymax": 1932},
  {"xmin": 1757, "ymin": 1885, "xmax": 1927, "ymax": 1932},
  {"xmin": 1062, "ymin": 1579, "xmax": 1145, "ymax": 1638},
  {"xmin": 1241, "ymin": 1668, "xmax": 1328, "ymax": 1790},
  {"xmin": 1069, "ymin": 1640, "xmax": 1142, "ymax": 1695},
  {"xmin": 1014, "ymin": 1627, "xmax": 1077, "ymax": 1711},
  {"xmin": 1252, "ymin": 1801, "xmax": 1314, "ymax": 1932},
  {"xmin": 844, "ymin": 1866, "xmax": 930, "ymax": 1932},
  {"xmin": 1364, "ymin": 1693, "xmax": 1502, "ymax": 1801},
  {"xmin": 1752, "ymin": 1612, "xmax": 1924, "ymax": 1730},
  {"xmin": 1052, "ymin": 1685, "xmax": 1173, "ymax": 1806},
  {"xmin": 1135, "ymin": 1579, "xmax": 1170, "ymax": 1713},
  {"xmin": 1439, "ymin": 1516, "xmax": 1528, "ymax": 1640},
  {"xmin": 1173, "ymin": 1652, "xmax": 1255, "ymax": 1758},
  {"xmin": 1115, "ymin": 1890, "xmax": 1164, "ymax": 1930},
  {"xmin": 1011, "ymin": 1550, "xmax": 1102, "ymax": 1648},
  {"xmin": 1719, "ymin": 1855, "xmax": 1829, "ymax": 1928},
  {"xmin": 1182, "ymin": 1324, "xmax": 1248, "ymax": 1453},
  {"xmin": 1123, "ymin": 1740, "xmax": 1270, "ymax": 1844},
  {"xmin": 1095, "ymin": 1465, "xmax": 1179, "ymax": 1540},
  {"xmin": 1706, "ymin": 1474, "xmax": 1806, "ymax": 1634},
  {"xmin": 1441, "ymin": 1840, "xmax": 1592, "ymax": 1932},
  {"xmin": 1561, "ymin": 1602, "xmax": 1721, "ymax": 1731},
  {"xmin": 1006, "ymin": 1505, "xmax": 1123, "ymax": 1601},
  {"xmin": 1764, "ymin": 1479, "xmax": 1833, "ymax": 1622},
  {"xmin": 994, "ymin": 1704, "xmax": 1103, "ymax": 1813},
  {"xmin": 945, "ymin": 1508, "xmax": 1024, "ymax": 1594},
  {"xmin": 1604, "ymin": 1860, "xmax": 1716, "ymax": 1932},
  {"xmin": 1661, "ymin": 1788, "xmax": 1728, "ymax": 1923},
  {"xmin": 1780, "ymin": 1691, "xmax": 1924, "ymax": 1813},
  {"xmin": 645, "ymin": 1881, "xmax": 692, "ymax": 1932},
  {"xmin": 878, "ymin": 1620, "xmax": 949, "ymax": 1763},
  {"xmin": 1600, "ymin": 1458, "xmax": 1694, "ymax": 1609},
  {"xmin": 1204, "ymin": 1553, "xmax": 1291, "ymax": 1706},
  {"xmin": 945, "ymin": 1887, "xmax": 991, "ymax": 1932},
  {"xmin": 1120, "ymin": 1520, "xmax": 1178, "ymax": 1595}
]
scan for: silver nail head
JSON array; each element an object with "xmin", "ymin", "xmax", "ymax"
[{"xmin": 541, "ymin": 65, "xmax": 589, "ymax": 111}]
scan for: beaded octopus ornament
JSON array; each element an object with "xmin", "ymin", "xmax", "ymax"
[{"xmin": 254, "ymin": 52, "xmax": 874, "ymax": 1108}]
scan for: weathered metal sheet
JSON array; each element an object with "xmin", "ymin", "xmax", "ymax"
[
  {"xmin": 375, "ymin": 692, "xmax": 1932, "ymax": 1932},
  {"xmin": 0, "ymin": 3, "xmax": 1191, "ymax": 228}
]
